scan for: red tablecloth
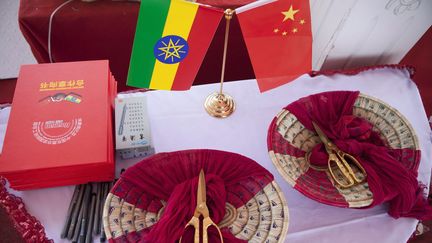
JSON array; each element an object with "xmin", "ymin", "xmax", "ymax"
[{"xmin": 19, "ymin": 0, "xmax": 255, "ymax": 92}]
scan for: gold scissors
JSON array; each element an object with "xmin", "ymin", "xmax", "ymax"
[
  {"xmin": 179, "ymin": 169, "xmax": 224, "ymax": 243},
  {"xmin": 312, "ymin": 122, "xmax": 367, "ymax": 188}
]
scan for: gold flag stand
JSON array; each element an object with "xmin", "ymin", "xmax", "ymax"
[{"xmin": 204, "ymin": 9, "xmax": 235, "ymax": 118}]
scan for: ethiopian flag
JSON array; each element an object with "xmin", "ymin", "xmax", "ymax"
[{"xmin": 127, "ymin": 0, "xmax": 223, "ymax": 90}]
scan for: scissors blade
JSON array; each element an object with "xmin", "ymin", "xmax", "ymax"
[
  {"xmin": 197, "ymin": 169, "xmax": 207, "ymax": 206},
  {"xmin": 312, "ymin": 122, "xmax": 332, "ymax": 148},
  {"xmin": 312, "ymin": 122, "xmax": 333, "ymax": 154}
]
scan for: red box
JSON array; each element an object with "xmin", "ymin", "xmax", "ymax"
[{"xmin": 0, "ymin": 60, "xmax": 116, "ymax": 190}]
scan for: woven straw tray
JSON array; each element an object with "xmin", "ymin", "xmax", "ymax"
[{"xmin": 267, "ymin": 93, "xmax": 420, "ymax": 208}]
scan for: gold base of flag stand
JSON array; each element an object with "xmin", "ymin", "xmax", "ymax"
[{"xmin": 204, "ymin": 9, "xmax": 235, "ymax": 118}]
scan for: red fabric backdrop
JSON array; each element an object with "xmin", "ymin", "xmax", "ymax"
[
  {"xmin": 400, "ymin": 26, "xmax": 432, "ymax": 118},
  {"xmin": 18, "ymin": 0, "xmax": 255, "ymax": 92}
]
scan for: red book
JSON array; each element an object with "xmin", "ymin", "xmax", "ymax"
[
  {"xmin": 237, "ymin": 0, "xmax": 312, "ymax": 92},
  {"xmin": 0, "ymin": 60, "xmax": 115, "ymax": 190}
]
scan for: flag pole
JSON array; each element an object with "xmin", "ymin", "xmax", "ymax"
[
  {"xmin": 219, "ymin": 8, "xmax": 233, "ymax": 95},
  {"xmin": 204, "ymin": 9, "xmax": 235, "ymax": 118}
]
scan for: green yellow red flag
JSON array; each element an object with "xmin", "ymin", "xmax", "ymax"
[{"xmin": 127, "ymin": 0, "xmax": 223, "ymax": 90}]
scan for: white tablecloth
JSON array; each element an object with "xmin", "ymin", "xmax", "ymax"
[{"xmin": 1, "ymin": 67, "xmax": 431, "ymax": 243}]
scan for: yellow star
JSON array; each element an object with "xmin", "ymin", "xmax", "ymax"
[
  {"xmin": 300, "ymin": 19, "xmax": 306, "ymax": 25},
  {"xmin": 281, "ymin": 5, "xmax": 299, "ymax": 22},
  {"xmin": 157, "ymin": 38, "xmax": 186, "ymax": 62},
  {"xmin": 273, "ymin": 28, "xmax": 279, "ymax": 33},
  {"xmin": 282, "ymin": 31, "xmax": 288, "ymax": 36},
  {"xmin": 292, "ymin": 28, "xmax": 298, "ymax": 33}
]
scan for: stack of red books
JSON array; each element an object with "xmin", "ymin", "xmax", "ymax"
[{"xmin": 0, "ymin": 60, "xmax": 116, "ymax": 190}]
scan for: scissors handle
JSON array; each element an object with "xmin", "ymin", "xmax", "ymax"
[
  {"xmin": 328, "ymin": 151, "xmax": 367, "ymax": 188},
  {"xmin": 203, "ymin": 217, "xmax": 224, "ymax": 243},
  {"xmin": 311, "ymin": 122, "xmax": 367, "ymax": 188},
  {"xmin": 179, "ymin": 216, "xmax": 200, "ymax": 243},
  {"xmin": 338, "ymin": 151, "xmax": 367, "ymax": 183},
  {"xmin": 179, "ymin": 216, "xmax": 224, "ymax": 243},
  {"xmin": 328, "ymin": 154, "xmax": 355, "ymax": 188}
]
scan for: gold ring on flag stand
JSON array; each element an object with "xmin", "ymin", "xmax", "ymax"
[{"xmin": 204, "ymin": 9, "xmax": 236, "ymax": 118}]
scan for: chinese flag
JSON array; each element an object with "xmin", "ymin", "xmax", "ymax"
[{"xmin": 237, "ymin": 0, "xmax": 312, "ymax": 92}]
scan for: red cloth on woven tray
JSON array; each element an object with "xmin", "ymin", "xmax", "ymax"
[
  {"xmin": 112, "ymin": 149, "xmax": 274, "ymax": 243},
  {"xmin": 286, "ymin": 91, "xmax": 432, "ymax": 220}
]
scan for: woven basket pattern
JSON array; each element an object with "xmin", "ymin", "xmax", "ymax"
[
  {"xmin": 103, "ymin": 181, "xmax": 288, "ymax": 242},
  {"xmin": 103, "ymin": 176, "xmax": 289, "ymax": 242},
  {"xmin": 268, "ymin": 94, "xmax": 420, "ymax": 208},
  {"xmin": 227, "ymin": 181, "xmax": 289, "ymax": 242}
]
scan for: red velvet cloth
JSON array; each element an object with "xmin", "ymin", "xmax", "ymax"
[
  {"xmin": 117, "ymin": 149, "xmax": 274, "ymax": 243},
  {"xmin": 286, "ymin": 91, "xmax": 432, "ymax": 220},
  {"xmin": 18, "ymin": 0, "xmax": 254, "ymax": 92}
]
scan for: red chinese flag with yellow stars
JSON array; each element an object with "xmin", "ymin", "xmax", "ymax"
[{"xmin": 236, "ymin": 0, "xmax": 312, "ymax": 92}]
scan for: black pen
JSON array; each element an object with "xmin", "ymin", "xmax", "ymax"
[
  {"xmin": 61, "ymin": 184, "xmax": 81, "ymax": 238},
  {"xmin": 109, "ymin": 180, "xmax": 115, "ymax": 192},
  {"xmin": 93, "ymin": 183, "xmax": 101, "ymax": 235},
  {"xmin": 72, "ymin": 187, "xmax": 86, "ymax": 243},
  {"xmin": 100, "ymin": 212, "xmax": 107, "ymax": 243},
  {"xmin": 98, "ymin": 182, "xmax": 109, "ymax": 232},
  {"xmin": 100, "ymin": 227, "xmax": 106, "ymax": 243},
  {"xmin": 78, "ymin": 184, "xmax": 92, "ymax": 243},
  {"xmin": 67, "ymin": 184, "xmax": 86, "ymax": 239},
  {"xmin": 85, "ymin": 193, "xmax": 97, "ymax": 243}
]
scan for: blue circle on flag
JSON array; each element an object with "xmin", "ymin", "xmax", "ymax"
[{"xmin": 154, "ymin": 35, "xmax": 189, "ymax": 64}]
